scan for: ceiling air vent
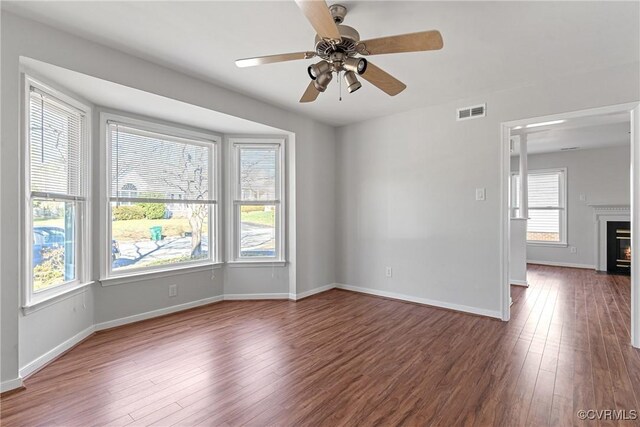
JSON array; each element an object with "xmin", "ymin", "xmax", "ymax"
[{"xmin": 456, "ymin": 103, "xmax": 486, "ymax": 121}]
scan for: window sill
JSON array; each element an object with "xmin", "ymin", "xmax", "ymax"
[
  {"xmin": 527, "ymin": 242, "xmax": 568, "ymax": 248},
  {"xmin": 226, "ymin": 260, "xmax": 287, "ymax": 268},
  {"xmin": 22, "ymin": 281, "xmax": 95, "ymax": 315},
  {"xmin": 100, "ymin": 262, "xmax": 223, "ymax": 287}
]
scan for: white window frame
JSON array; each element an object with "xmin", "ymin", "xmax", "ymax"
[
  {"xmin": 511, "ymin": 167, "xmax": 568, "ymax": 247},
  {"xmin": 22, "ymin": 76, "xmax": 93, "ymax": 308},
  {"xmin": 228, "ymin": 137, "xmax": 286, "ymax": 264},
  {"xmin": 100, "ymin": 112, "xmax": 222, "ymax": 282}
]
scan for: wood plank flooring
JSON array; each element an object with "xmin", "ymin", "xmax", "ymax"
[{"xmin": 1, "ymin": 265, "xmax": 638, "ymax": 426}]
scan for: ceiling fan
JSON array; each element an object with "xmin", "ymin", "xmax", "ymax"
[{"xmin": 235, "ymin": 0, "xmax": 443, "ymax": 103}]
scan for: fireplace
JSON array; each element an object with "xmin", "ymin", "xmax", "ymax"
[{"xmin": 607, "ymin": 221, "xmax": 631, "ymax": 275}]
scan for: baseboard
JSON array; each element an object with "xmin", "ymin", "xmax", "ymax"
[
  {"xmin": 335, "ymin": 284, "xmax": 502, "ymax": 319},
  {"xmin": 1, "ymin": 377, "xmax": 24, "ymax": 394},
  {"xmin": 95, "ymin": 295, "xmax": 224, "ymax": 331},
  {"xmin": 223, "ymin": 293, "xmax": 289, "ymax": 300},
  {"xmin": 528, "ymin": 260, "xmax": 595, "ymax": 270},
  {"xmin": 291, "ymin": 283, "xmax": 337, "ymax": 301},
  {"xmin": 510, "ymin": 279, "xmax": 529, "ymax": 287},
  {"xmin": 19, "ymin": 325, "xmax": 95, "ymax": 379}
]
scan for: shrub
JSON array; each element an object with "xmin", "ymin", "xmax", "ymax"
[
  {"xmin": 241, "ymin": 205, "xmax": 265, "ymax": 213},
  {"xmin": 140, "ymin": 203, "xmax": 166, "ymax": 220},
  {"xmin": 112, "ymin": 205, "xmax": 145, "ymax": 221},
  {"xmin": 33, "ymin": 246, "xmax": 65, "ymax": 290}
]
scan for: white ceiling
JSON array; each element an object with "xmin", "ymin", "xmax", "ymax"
[
  {"xmin": 511, "ymin": 112, "xmax": 630, "ymax": 156},
  {"xmin": 22, "ymin": 58, "xmax": 283, "ymax": 135},
  {"xmin": 4, "ymin": 1, "xmax": 639, "ymax": 126}
]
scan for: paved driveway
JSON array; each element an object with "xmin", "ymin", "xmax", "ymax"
[{"xmin": 113, "ymin": 223, "xmax": 275, "ymax": 268}]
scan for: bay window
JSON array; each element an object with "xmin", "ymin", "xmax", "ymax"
[
  {"xmin": 230, "ymin": 138, "xmax": 285, "ymax": 262},
  {"xmin": 104, "ymin": 116, "xmax": 219, "ymax": 277},
  {"xmin": 24, "ymin": 78, "xmax": 91, "ymax": 305}
]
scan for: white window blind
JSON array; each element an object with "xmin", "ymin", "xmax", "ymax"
[
  {"xmin": 239, "ymin": 147, "xmax": 278, "ymax": 201},
  {"xmin": 30, "ymin": 89, "xmax": 87, "ymax": 200},
  {"xmin": 26, "ymin": 83, "xmax": 89, "ymax": 299},
  {"xmin": 231, "ymin": 140, "xmax": 284, "ymax": 261},
  {"xmin": 512, "ymin": 169, "xmax": 566, "ymax": 243},
  {"xmin": 105, "ymin": 120, "xmax": 217, "ymax": 276},
  {"xmin": 109, "ymin": 123, "xmax": 213, "ymax": 204}
]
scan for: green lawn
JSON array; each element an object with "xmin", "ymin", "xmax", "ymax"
[
  {"xmin": 34, "ymin": 210, "xmax": 274, "ymax": 242},
  {"xmin": 241, "ymin": 210, "xmax": 275, "ymax": 227}
]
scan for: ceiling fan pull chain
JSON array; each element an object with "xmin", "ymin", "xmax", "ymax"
[{"xmin": 338, "ymin": 71, "xmax": 342, "ymax": 101}]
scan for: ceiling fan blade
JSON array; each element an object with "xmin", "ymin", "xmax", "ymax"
[
  {"xmin": 295, "ymin": 0, "xmax": 342, "ymax": 42},
  {"xmin": 360, "ymin": 62, "xmax": 406, "ymax": 96},
  {"xmin": 358, "ymin": 30, "xmax": 443, "ymax": 56},
  {"xmin": 300, "ymin": 81, "xmax": 320, "ymax": 103},
  {"xmin": 236, "ymin": 51, "xmax": 315, "ymax": 68}
]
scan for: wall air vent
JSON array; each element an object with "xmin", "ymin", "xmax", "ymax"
[{"xmin": 456, "ymin": 103, "xmax": 486, "ymax": 121}]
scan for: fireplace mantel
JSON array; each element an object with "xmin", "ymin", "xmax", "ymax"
[{"xmin": 591, "ymin": 204, "xmax": 630, "ymax": 271}]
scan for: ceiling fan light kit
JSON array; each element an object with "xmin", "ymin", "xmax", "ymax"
[{"xmin": 235, "ymin": 1, "xmax": 444, "ymax": 103}]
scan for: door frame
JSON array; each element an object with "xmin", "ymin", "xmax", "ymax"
[{"xmin": 499, "ymin": 102, "xmax": 640, "ymax": 348}]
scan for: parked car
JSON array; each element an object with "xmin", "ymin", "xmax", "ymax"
[
  {"xmin": 32, "ymin": 226, "xmax": 65, "ymax": 266},
  {"xmin": 32, "ymin": 227, "xmax": 121, "ymax": 266}
]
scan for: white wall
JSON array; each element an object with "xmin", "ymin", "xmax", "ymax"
[
  {"xmin": 336, "ymin": 63, "xmax": 639, "ymax": 317},
  {"xmin": 510, "ymin": 145, "xmax": 630, "ymax": 267},
  {"xmin": 1, "ymin": 11, "xmax": 337, "ymax": 388}
]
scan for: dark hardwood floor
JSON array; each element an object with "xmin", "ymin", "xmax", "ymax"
[{"xmin": 1, "ymin": 265, "xmax": 638, "ymax": 426}]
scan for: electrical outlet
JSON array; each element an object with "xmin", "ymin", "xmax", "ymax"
[
  {"xmin": 385, "ymin": 267, "xmax": 393, "ymax": 278},
  {"xmin": 169, "ymin": 284, "xmax": 178, "ymax": 297},
  {"xmin": 570, "ymin": 246, "xmax": 577, "ymax": 254}
]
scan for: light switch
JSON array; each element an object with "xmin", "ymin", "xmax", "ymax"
[
  {"xmin": 579, "ymin": 194, "xmax": 586, "ymax": 202},
  {"xmin": 475, "ymin": 188, "xmax": 486, "ymax": 201}
]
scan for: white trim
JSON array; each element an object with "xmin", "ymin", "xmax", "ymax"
[
  {"xmin": 94, "ymin": 295, "xmax": 224, "ymax": 331},
  {"xmin": 501, "ymin": 102, "xmax": 640, "ymax": 340},
  {"xmin": 99, "ymin": 262, "xmax": 223, "ymax": 286},
  {"xmin": 510, "ymin": 279, "xmax": 529, "ymax": 287},
  {"xmin": 223, "ymin": 293, "xmax": 289, "ymax": 300},
  {"xmin": 22, "ymin": 281, "xmax": 94, "ymax": 314},
  {"xmin": 227, "ymin": 137, "xmax": 286, "ymax": 263},
  {"xmin": 511, "ymin": 167, "xmax": 568, "ymax": 246},
  {"xmin": 527, "ymin": 242, "xmax": 569, "ymax": 248},
  {"xmin": 100, "ymin": 111, "xmax": 222, "ymax": 280},
  {"xmin": 226, "ymin": 261, "xmax": 287, "ymax": 268},
  {"xmin": 291, "ymin": 283, "xmax": 336, "ymax": 300},
  {"xmin": 19, "ymin": 326, "xmax": 95, "ymax": 379},
  {"xmin": 631, "ymin": 105, "xmax": 639, "ymax": 348},
  {"xmin": 500, "ymin": 123, "xmax": 511, "ymax": 321},
  {"xmin": 335, "ymin": 284, "xmax": 502, "ymax": 319},
  {"xmin": 590, "ymin": 204, "xmax": 631, "ymax": 271},
  {"xmin": 1, "ymin": 378, "xmax": 24, "ymax": 393},
  {"xmin": 527, "ymin": 260, "xmax": 595, "ymax": 270},
  {"xmin": 21, "ymin": 75, "xmax": 93, "ymax": 308}
]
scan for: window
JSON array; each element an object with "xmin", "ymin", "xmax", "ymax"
[
  {"xmin": 24, "ymin": 78, "xmax": 90, "ymax": 304},
  {"xmin": 512, "ymin": 168, "xmax": 567, "ymax": 244},
  {"xmin": 230, "ymin": 138, "xmax": 285, "ymax": 261},
  {"xmin": 105, "ymin": 116, "xmax": 219, "ymax": 277}
]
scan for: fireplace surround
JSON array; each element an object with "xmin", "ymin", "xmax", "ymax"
[{"xmin": 591, "ymin": 204, "xmax": 631, "ymax": 272}]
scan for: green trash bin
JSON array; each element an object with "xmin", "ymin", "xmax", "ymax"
[{"xmin": 149, "ymin": 226, "xmax": 162, "ymax": 241}]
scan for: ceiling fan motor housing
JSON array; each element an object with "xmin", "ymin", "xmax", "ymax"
[{"xmin": 314, "ymin": 25, "xmax": 360, "ymax": 59}]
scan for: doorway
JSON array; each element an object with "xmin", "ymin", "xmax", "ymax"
[{"xmin": 500, "ymin": 102, "xmax": 640, "ymax": 347}]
